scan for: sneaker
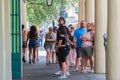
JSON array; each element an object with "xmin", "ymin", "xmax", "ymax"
[
  {"xmin": 66, "ymin": 71, "xmax": 70, "ymax": 76},
  {"xmin": 58, "ymin": 74, "xmax": 67, "ymax": 79},
  {"xmin": 29, "ymin": 59, "xmax": 32, "ymax": 64},
  {"xmin": 32, "ymin": 59, "xmax": 36, "ymax": 64},
  {"xmin": 54, "ymin": 71, "xmax": 62, "ymax": 76}
]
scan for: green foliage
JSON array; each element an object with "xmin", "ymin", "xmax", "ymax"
[{"xmin": 26, "ymin": 0, "xmax": 78, "ymax": 26}]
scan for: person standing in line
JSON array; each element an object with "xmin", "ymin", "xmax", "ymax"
[
  {"xmin": 68, "ymin": 26, "xmax": 76, "ymax": 66},
  {"xmin": 44, "ymin": 27, "xmax": 56, "ymax": 65},
  {"xmin": 72, "ymin": 21, "xmax": 87, "ymax": 72},
  {"xmin": 51, "ymin": 27, "xmax": 57, "ymax": 64},
  {"xmin": 90, "ymin": 23, "xmax": 95, "ymax": 71},
  {"xmin": 54, "ymin": 17, "xmax": 71, "ymax": 78},
  {"xmin": 81, "ymin": 23, "xmax": 94, "ymax": 72},
  {"xmin": 56, "ymin": 24, "xmax": 70, "ymax": 79},
  {"xmin": 22, "ymin": 24, "xmax": 28, "ymax": 63}
]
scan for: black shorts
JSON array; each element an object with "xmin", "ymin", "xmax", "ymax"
[
  {"xmin": 58, "ymin": 47, "xmax": 69, "ymax": 62},
  {"xmin": 22, "ymin": 41, "xmax": 27, "ymax": 48},
  {"xmin": 76, "ymin": 47, "xmax": 82, "ymax": 58}
]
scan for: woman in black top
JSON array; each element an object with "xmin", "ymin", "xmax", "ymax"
[
  {"xmin": 57, "ymin": 26, "xmax": 70, "ymax": 79},
  {"xmin": 55, "ymin": 17, "xmax": 71, "ymax": 79},
  {"xmin": 57, "ymin": 26, "xmax": 70, "ymax": 60}
]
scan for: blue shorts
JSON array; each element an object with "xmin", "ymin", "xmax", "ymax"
[
  {"xmin": 36, "ymin": 39, "xmax": 40, "ymax": 47},
  {"xmin": 44, "ymin": 45, "xmax": 52, "ymax": 50},
  {"xmin": 29, "ymin": 39, "xmax": 38, "ymax": 48}
]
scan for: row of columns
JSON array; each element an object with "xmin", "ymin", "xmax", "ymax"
[
  {"xmin": 78, "ymin": 0, "xmax": 85, "ymax": 24},
  {"xmin": 78, "ymin": 0, "xmax": 94, "ymax": 23},
  {"xmin": 0, "ymin": 0, "xmax": 12, "ymax": 80},
  {"xmin": 78, "ymin": 0, "xmax": 120, "ymax": 80},
  {"xmin": 0, "ymin": 0, "xmax": 120, "ymax": 80},
  {"xmin": 78, "ymin": 0, "xmax": 106, "ymax": 73}
]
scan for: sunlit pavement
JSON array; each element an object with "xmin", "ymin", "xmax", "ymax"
[{"xmin": 13, "ymin": 47, "xmax": 106, "ymax": 80}]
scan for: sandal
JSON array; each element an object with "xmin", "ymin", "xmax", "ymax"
[
  {"xmin": 72, "ymin": 70, "xmax": 79, "ymax": 72},
  {"xmin": 80, "ymin": 68, "xmax": 85, "ymax": 73}
]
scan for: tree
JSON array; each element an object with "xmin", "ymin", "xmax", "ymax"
[{"xmin": 26, "ymin": 0, "xmax": 78, "ymax": 26}]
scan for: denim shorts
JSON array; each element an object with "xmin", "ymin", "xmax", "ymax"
[
  {"xmin": 29, "ymin": 39, "xmax": 38, "ymax": 48},
  {"xmin": 44, "ymin": 45, "xmax": 52, "ymax": 50}
]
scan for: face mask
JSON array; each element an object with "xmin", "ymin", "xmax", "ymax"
[{"xmin": 87, "ymin": 29, "xmax": 91, "ymax": 32}]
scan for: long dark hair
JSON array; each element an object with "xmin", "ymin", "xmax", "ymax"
[
  {"xmin": 58, "ymin": 26, "xmax": 71, "ymax": 42},
  {"xmin": 29, "ymin": 25, "xmax": 38, "ymax": 39}
]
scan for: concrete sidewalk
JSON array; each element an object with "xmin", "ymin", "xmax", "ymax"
[{"xmin": 13, "ymin": 47, "xmax": 106, "ymax": 80}]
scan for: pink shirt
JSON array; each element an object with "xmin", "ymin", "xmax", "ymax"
[{"xmin": 82, "ymin": 31, "xmax": 93, "ymax": 47}]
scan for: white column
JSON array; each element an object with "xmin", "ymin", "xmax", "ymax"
[
  {"xmin": 0, "ymin": 0, "xmax": 12, "ymax": 80},
  {"xmin": 82, "ymin": 0, "xmax": 85, "ymax": 21},
  {"xmin": 107, "ymin": 0, "xmax": 120, "ymax": 80},
  {"xmin": 85, "ymin": 0, "xmax": 95, "ymax": 23},
  {"xmin": 78, "ymin": 0, "xmax": 85, "ymax": 24},
  {"xmin": 0, "ymin": 0, "xmax": 6, "ymax": 79},
  {"xmin": 78, "ymin": 0, "xmax": 83, "ymax": 24},
  {"xmin": 4, "ymin": 0, "xmax": 12, "ymax": 79},
  {"xmin": 94, "ymin": 0, "xmax": 107, "ymax": 73},
  {"xmin": 22, "ymin": 0, "xmax": 27, "ymax": 28}
]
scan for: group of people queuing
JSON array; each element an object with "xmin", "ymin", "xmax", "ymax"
[
  {"xmin": 49, "ymin": 17, "xmax": 95, "ymax": 79},
  {"xmin": 22, "ymin": 25, "xmax": 44, "ymax": 64},
  {"xmin": 22, "ymin": 16, "xmax": 95, "ymax": 79}
]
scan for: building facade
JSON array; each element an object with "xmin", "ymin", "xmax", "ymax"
[{"xmin": 0, "ymin": 0, "xmax": 120, "ymax": 80}]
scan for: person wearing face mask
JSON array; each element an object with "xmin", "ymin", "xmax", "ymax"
[{"xmin": 80, "ymin": 23, "xmax": 94, "ymax": 73}]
